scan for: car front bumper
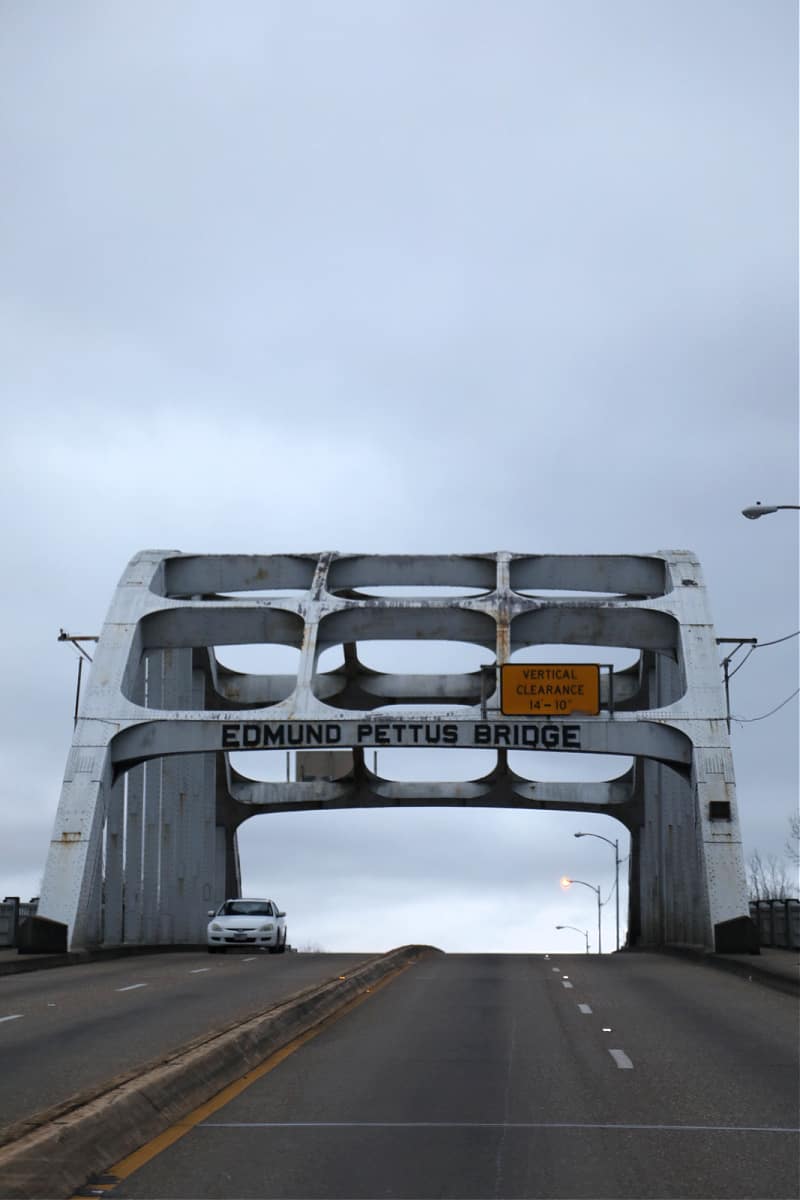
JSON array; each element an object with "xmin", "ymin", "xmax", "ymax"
[{"xmin": 208, "ymin": 932, "xmax": 278, "ymax": 946}]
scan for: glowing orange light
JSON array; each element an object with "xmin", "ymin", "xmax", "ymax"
[{"xmin": 560, "ymin": 876, "xmax": 573, "ymax": 889}]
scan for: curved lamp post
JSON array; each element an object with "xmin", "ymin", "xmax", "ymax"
[
  {"xmin": 556, "ymin": 924, "xmax": 590, "ymax": 953},
  {"xmin": 575, "ymin": 832, "xmax": 620, "ymax": 951},
  {"xmin": 560, "ymin": 877, "xmax": 602, "ymax": 954},
  {"xmin": 742, "ymin": 502, "xmax": 800, "ymax": 519}
]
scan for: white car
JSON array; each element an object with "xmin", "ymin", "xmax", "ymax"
[{"xmin": 207, "ymin": 898, "xmax": 287, "ymax": 953}]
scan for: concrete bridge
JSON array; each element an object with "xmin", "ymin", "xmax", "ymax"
[{"xmin": 37, "ymin": 550, "xmax": 752, "ymax": 952}]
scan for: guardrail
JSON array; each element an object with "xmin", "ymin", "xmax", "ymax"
[
  {"xmin": 749, "ymin": 899, "xmax": 800, "ymax": 950},
  {"xmin": 0, "ymin": 898, "xmax": 39, "ymax": 948}
]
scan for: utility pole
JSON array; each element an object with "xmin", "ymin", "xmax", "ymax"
[
  {"xmin": 58, "ymin": 630, "xmax": 99, "ymax": 725},
  {"xmin": 716, "ymin": 638, "xmax": 758, "ymax": 732}
]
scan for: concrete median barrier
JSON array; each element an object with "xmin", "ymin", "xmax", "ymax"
[{"xmin": 0, "ymin": 944, "xmax": 440, "ymax": 1199}]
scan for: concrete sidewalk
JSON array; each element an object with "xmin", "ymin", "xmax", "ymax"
[
  {"xmin": 658, "ymin": 944, "xmax": 800, "ymax": 997},
  {"xmin": 0, "ymin": 943, "xmax": 202, "ymax": 976},
  {"xmin": 714, "ymin": 945, "xmax": 800, "ymax": 992}
]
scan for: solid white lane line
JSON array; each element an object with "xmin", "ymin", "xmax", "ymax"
[
  {"xmin": 0, "ymin": 1014, "xmax": 23, "ymax": 1023},
  {"xmin": 198, "ymin": 1121, "xmax": 799, "ymax": 1133},
  {"xmin": 578, "ymin": 1003, "xmax": 592, "ymax": 1014},
  {"xmin": 608, "ymin": 1048, "xmax": 634, "ymax": 1069},
  {"xmin": 190, "ymin": 968, "xmax": 210, "ymax": 974},
  {"xmin": 561, "ymin": 980, "xmax": 574, "ymax": 989},
  {"xmin": 116, "ymin": 983, "xmax": 148, "ymax": 993}
]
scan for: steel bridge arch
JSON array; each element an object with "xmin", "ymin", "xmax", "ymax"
[{"xmin": 38, "ymin": 550, "xmax": 751, "ymax": 952}]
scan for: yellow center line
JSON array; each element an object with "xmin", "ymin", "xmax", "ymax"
[{"xmin": 97, "ymin": 962, "xmax": 412, "ymax": 1188}]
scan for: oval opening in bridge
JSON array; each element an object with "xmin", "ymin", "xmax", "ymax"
[
  {"xmin": 365, "ymin": 747, "xmax": 497, "ymax": 782},
  {"xmin": 162, "ymin": 554, "xmax": 316, "ymax": 598},
  {"xmin": 229, "ymin": 749, "xmax": 355, "ymax": 782},
  {"xmin": 315, "ymin": 641, "xmax": 494, "ymax": 678},
  {"xmin": 370, "ymin": 702, "xmax": 477, "ymax": 717},
  {"xmin": 510, "ymin": 555, "xmax": 667, "ymax": 598},
  {"xmin": 316, "ymin": 646, "xmax": 344, "ymax": 671},
  {"xmin": 229, "ymin": 750, "xmax": 292, "ymax": 781},
  {"xmin": 215, "ymin": 589, "xmax": 309, "ymax": 601},
  {"xmin": 311, "ymin": 645, "xmax": 490, "ymax": 708},
  {"xmin": 514, "ymin": 588, "xmax": 626, "ymax": 600},
  {"xmin": 354, "ymin": 640, "xmax": 494, "ymax": 675},
  {"xmin": 213, "ymin": 643, "xmax": 302, "ymax": 676},
  {"xmin": 508, "ymin": 751, "xmax": 634, "ymax": 782},
  {"xmin": 508, "ymin": 644, "xmax": 640, "ymax": 672},
  {"xmin": 327, "ymin": 555, "xmax": 496, "ymax": 595},
  {"xmin": 336, "ymin": 584, "xmax": 491, "ymax": 599}
]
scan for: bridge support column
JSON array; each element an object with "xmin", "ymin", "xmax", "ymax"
[
  {"xmin": 38, "ymin": 742, "xmax": 112, "ymax": 950},
  {"xmin": 141, "ymin": 651, "xmax": 163, "ymax": 944},
  {"xmin": 102, "ymin": 776, "xmax": 125, "ymax": 946},
  {"xmin": 627, "ymin": 647, "xmax": 749, "ymax": 952},
  {"xmin": 122, "ymin": 765, "xmax": 144, "ymax": 943}
]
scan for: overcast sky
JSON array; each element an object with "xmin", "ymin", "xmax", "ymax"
[{"xmin": 1, "ymin": 1, "xmax": 797, "ymax": 954}]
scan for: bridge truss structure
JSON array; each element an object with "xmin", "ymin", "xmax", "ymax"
[{"xmin": 39, "ymin": 550, "xmax": 752, "ymax": 952}]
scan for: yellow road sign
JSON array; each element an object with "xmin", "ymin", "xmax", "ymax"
[{"xmin": 500, "ymin": 663, "xmax": 600, "ymax": 717}]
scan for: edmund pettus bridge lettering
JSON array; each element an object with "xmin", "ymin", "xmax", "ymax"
[{"xmin": 221, "ymin": 721, "xmax": 583, "ymax": 751}]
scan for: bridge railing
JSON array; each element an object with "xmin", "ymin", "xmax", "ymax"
[
  {"xmin": 0, "ymin": 897, "xmax": 39, "ymax": 948},
  {"xmin": 749, "ymin": 899, "xmax": 800, "ymax": 950}
]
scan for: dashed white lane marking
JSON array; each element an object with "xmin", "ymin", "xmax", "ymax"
[
  {"xmin": 0, "ymin": 1014, "xmax": 23, "ymax": 1023},
  {"xmin": 608, "ymin": 1048, "xmax": 634, "ymax": 1069},
  {"xmin": 190, "ymin": 968, "xmax": 210, "ymax": 974},
  {"xmin": 242, "ymin": 957, "xmax": 256, "ymax": 962},
  {"xmin": 561, "ymin": 980, "xmax": 574, "ymax": 989},
  {"xmin": 578, "ymin": 1003, "xmax": 592, "ymax": 1014},
  {"xmin": 116, "ymin": 983, "xmax": 148, "ymax": 992},
  {"xmin": 551, "ymin": 967, "xmax": 560, "ymax": 973}
]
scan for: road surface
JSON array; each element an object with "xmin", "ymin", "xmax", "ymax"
[
  {"xmin": 98, "ymin": 952, "xmax": 799, "ymax": 1199},
  {"xmin": 0, "ymin": 950, "xmax": 372, "ymax": 1131}
]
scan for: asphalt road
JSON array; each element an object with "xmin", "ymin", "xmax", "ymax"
[
  {"xmin": 107, "ymin": 952, "xmax": 799, "ymax": 1200},
  {"xmin": 0, "ymin": 950, "xmax": 372, "ymax": 1130}
]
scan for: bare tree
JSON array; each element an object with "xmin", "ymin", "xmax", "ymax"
[
  {"xmin": 785, "ymin": 814, "xmax": 800, "ymax": 868},
  {"xmin": 747, "ymin": 849, "xmax": 793, "ymax": 902}
]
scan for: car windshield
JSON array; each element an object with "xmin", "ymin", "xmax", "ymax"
[{"xmin": 220, "ymin": 901, "xmax": 272, "ymax": 916}]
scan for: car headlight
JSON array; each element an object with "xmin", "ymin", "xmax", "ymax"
[
  {"xmin": 259, "ymin": 923, "xmax": 274, "ymax": 932},
  {"xmin": 210, "ymin": 922, "xmax": 222, "ymax": 931}
]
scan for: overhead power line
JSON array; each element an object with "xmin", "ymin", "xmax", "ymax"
[
  {"xmin": 718, "ymin": 631, "xmax": 799, "ymax": 721},
  {"xmin": 718, "ymin": 629, "xmax": 798, "ymax": 675},
  {"xmin": 733, "ymin": 687, "xmax": 800, "ymax": 724},
  {"xmin": 753, "ymin": 629, "xmax": 799, "ymax": 648},
  {"xmin": 727, "ymin": 646, "xmax": 756, "ymax": 680}
]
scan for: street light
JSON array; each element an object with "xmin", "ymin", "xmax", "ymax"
[
  {"xmin": 556, "ymin": 924, "xmax": 590, "ymax": 953},
  {"xmin": 560, "ymin": 877, "xmax": 602, "ymax": 954},
  {"xmin": 742, "ymin": 502, "xmax": 800, "ymax": 519},
  {"xmin": 575, "ymin": 832, "xmax": 620, "ymax": 951}
]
